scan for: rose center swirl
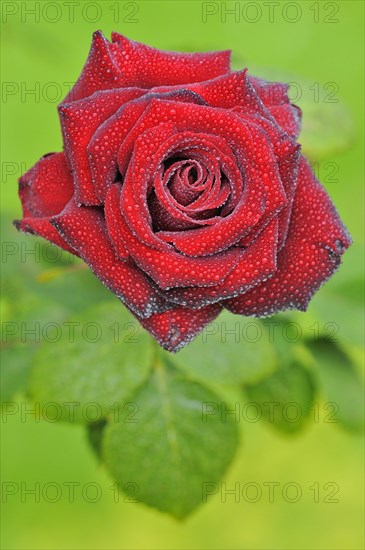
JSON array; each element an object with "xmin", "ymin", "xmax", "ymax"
[{"xmin": 147, "ymin": 138, "xmax": 242, "ymax": 233}]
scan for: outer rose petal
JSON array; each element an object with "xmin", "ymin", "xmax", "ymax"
[
  {"xmin": 267, "ymin": 104, "xmax": 302, "ymax": 140},
  {"xmin": 249, "ymin": 76, "xmax": 302, "ymax": 138},
  {"xmin": 225, "ymin": 157, "xmax": 351, "ymax": 316},
  {"xmin": 15, "ymin": 153, "xmax": 75, "ymax": 254},
  {"xmin": 14, "ymin": 218, "xmax": 76, "ymax": 255},
  {"xmin": 50, "ymin": 200, "xmax": 170, "ymax": 318},
  {"xmin": 152, "ymin": 70, "xmax": 264, "ymax": 112},
  {"xmin": 154, "ymin": 71, "xmax": 301, "ymax": 143},
  {"xmin": 59, "ymin": 87, "xmax": 146, "ymax": 205},
  {"xmin": 63, "ymin": 31, "xmax": 125, "ymax": 103},
  {"xmin": 111, "ymin": 32, "xmax": 231, "ymax": 87},
  {"xmin": 134, "ymin": 303, "xmax": 223, "ymax": 353},
  {"xmin": 233, "ymin": 109, "xmax": 300, "ymax": 249}
]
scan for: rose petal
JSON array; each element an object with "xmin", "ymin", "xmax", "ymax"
[
  {"xmin": 14, "ymin": 218, "xmax": 76, "ymax": 255},
  {"xmin": 115, "ymin": 91, "xmax": 208, "ymax": 177},
  {"xmin": 190, "ymin": 70, "xmax": 268, "ymax": 112},
  {"xmin": 134, "ymin": 303, "xmax": 223, "ymax": 352},
  {"xmin": 106, "ymin": 184, "xmax": 243, "ymax": 290},
  {"xmin": 225, "ymin": 157, "xmax": 352, "ymax": 316},
  {"xmin": 163, "ymin": 218, "xmax": 278, "ymax": 308},
  {"xmin": 249, "ymin": 77, "xmax": 290, "ymax": 106},
  {"xmin": 63, "ymin": 31, "xmax": 125, "ymax": 103},
  {"xmin": 51, "ymin": 200, "xmax": 170, "ymax": 318},
  {"xmin": 88, "ymin": 89, "xmax": 206, "ymax": 202},
  {"xmin": 233, "ymin": 109, "xmax": 301, "ymax": 249},
  {"xmin": 15, "ymin": 152, "xmax": 75, "ymax": 254},
  {"xmin": 249, "ymin": 76, "xmax": 302, "ymax": 137},
  {"xmin": 59, "ymin": 87, "xmax": 145, "ymax": 205},
  {"xmin": 111, "ymin": 32, "xmax": 231, "ymax": 87},
  {"xmin": 18, "ymin": 153, "xmax": 73, "ymax": 217},
  {"xmin": 268, "ymin": 104, "xmax": 302, "ymax": 139}
]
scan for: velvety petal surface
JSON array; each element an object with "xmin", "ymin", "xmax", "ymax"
[
  {"xmin": 249, "ymin": 76, "xmax": 302, "ymax": 138},
  {"xmin": 225, "ymin": 157, "xmax": 352, "ymax": 316},
  {"xmin": 111, "ymin": 32, "xmax": 231, "ymax": 87},
  {"xmin": 134, "ymin": 303, "xmax": 223, "ymax": 352},
  {"xmin": 163, "ymin": 218, "xmax": 278, "ymax": 308},
  {"xmin": 63, "ymin": 31, "xmax": 125, "ymax": 103},
  {"xmin": 106, "ymin": 184, "xmax": 243, "ymax": 289},
  {"xmin": 59, "ymin": 87, "xmax": 146, "ymax": 205},
  {"xmin": 15, "ymin": 152, "xmax": 75, "ymax": 253},
  {"xmin": 88, "ymin": 90, "xmax": 206, "ymax": 202}
]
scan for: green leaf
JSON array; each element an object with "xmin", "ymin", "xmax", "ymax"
[
  {"xmin": 103, "ymin": 359, "xmax": 239, "ymax": 519},
  {"xmin": 306, "ymin": 339, "xmax": 364, "ymax": 432},
  {"xmin": 29, "ymin": 302, "xmax": 152, "ymax": 423},
  {"xmin": 244, "ymin": 361, "xmax": 317, "ymax": 435},
  {"xmin": 175, "ymin": 310, "xmax": 277, "ymax": 385}
]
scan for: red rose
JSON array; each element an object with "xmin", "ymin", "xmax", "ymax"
[{"xmin": 16, "ymin": 31, "xmax": 351, "ymax": 352}]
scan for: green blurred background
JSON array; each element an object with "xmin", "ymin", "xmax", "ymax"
[{"xmin": 1, "ymin": 1, "xmax": 364, "ymax": 548}]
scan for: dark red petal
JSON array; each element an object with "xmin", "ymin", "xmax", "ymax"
[
  {"xmin": 14, "ymin": 218, "xmax": 75, "ymax": 255},
  {"xmin": 111, "ymin": 32, "xmax": 231, "ymax": 87},
  {"xmin": 59, "ymin": 87, "xmax": 146, "ymax": 206},
  {"xmin": 249, "ymin": 77, "xmax": 290, "ymax": 106},
  {"xmin": 63, "ymin": 31, "xmax": 125, "ymax": 103},
  {"xmin": 268, "ymin": 104, "xmax": 302, "ymax": 139},
  {"xmin": 249, "ymin": 76, "xmax": 302, "ymax": 138},
  {"xmin": 233, "ymin": 109, "xmax": 300, "ymax": 249},
  {"xmin": 225, "ymin": 157, "xmax": 351, "ymax": 316},
  {"xmin": 50, "ymin": 200, "xmax": 169, "ymax": 318},
  {"xmin": 154, "ymin": 71, "xmax": 282, "ymax": 122},
  {"xmin": 87, "ymin": 90, "xmax": 205, "ymax": 202},
  {"xmin": 18, "ymin": 153, "xmax": 73, "ymax": 217},
  {"xmin": 106, "ymin": 184, "xmax": 243, "ymax": 290},
  {"xmin": 15, "ymin": 153, "xmax": 75, "ymax": 254},
  {"xmin": 134, "ymin": 303, "xmax": 223, "ymax": 352},
  {"xmin": 130, "ymin": 132, "xmax": 242, "ymax": 233},
  {"xmin": 119, "ymin": 121, "xmax": 181, "ymax": 252},
  {"xmin": 164, "ymin": 218, "xmax": 278, "ymax": 308},
  {"xmin": 88, "ymin": 95, "xmax": 151, "ymax": 202},
  {"xmin": 190, "ymin": 70, "xmax": 266, "ymax": 111}
]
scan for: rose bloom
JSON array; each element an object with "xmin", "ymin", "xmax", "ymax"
[{"xmin": 16, "ymin": 31, "xmax": 351, "ymax": 351}]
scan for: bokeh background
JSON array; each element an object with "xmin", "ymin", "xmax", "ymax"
[{"xmin": 1, "ymin": 1, "xmax": 364, "ymax": 548}]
